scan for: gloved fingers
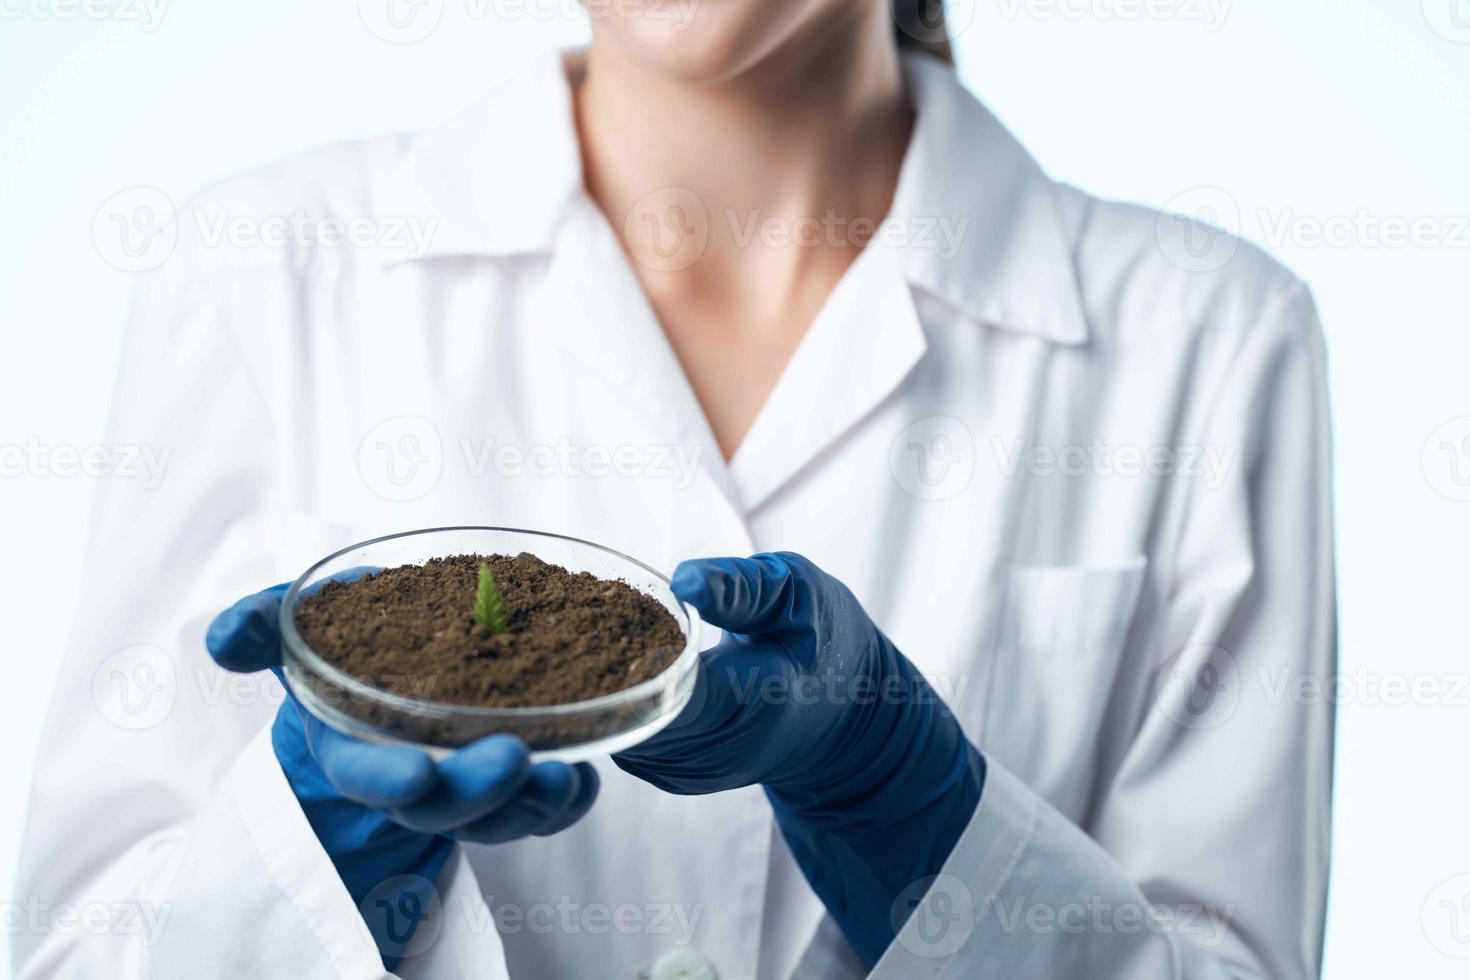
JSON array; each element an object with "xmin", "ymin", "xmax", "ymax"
[
  {"xmin": 387, "ymin": 734, "xmax": 533, "ymax": 834},
  {"xmin": 449, "ymin": 761, "xmax": 596, "ymax": 843},
  {"xmin": 670, "ymin": 554, "xmax": 801, "ymax": 635},
  {"xmin": 533, "ymin": 762, "xmax": 600, "ymax": 836},
  {"xmin": 612, "ymin": 758, "xmax": 746, "ymax": 796},
  {"xmin": 613, "ymin": 636, "xmax": 797, "ymax": 794},
  {"xmin": 307, "ymin": 719, "xmax": 440, "ymax": 809},
  {"xmin": 206, "ymin": 583, "xmax": 292, "ymax": 672},
  {"xmin": 613, "ymin": 664, "xmax": 772, "ymax": 793},
  {"xmin": 612, "ymin": 755, "xmax": 700, "ymax": 795},
  {"xmin": 206, "ymin": 567, "xmax": 383, "ymax": 674},
  {"xmin": 269, "ymin": 689, "xmax": 320, "ymax": 774},
  {"xmin": 652, "ymin": 635, "xmax": 791, "ymax": 739}
]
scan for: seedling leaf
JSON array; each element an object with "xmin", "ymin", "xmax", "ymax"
[{"xmin": 474, "ymin": 563, "xmax": 510, "ymax": 634}]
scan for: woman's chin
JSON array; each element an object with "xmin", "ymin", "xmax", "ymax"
[{"xmin": 590, "ymin": 5, "xmax": 798, "ymax": 85}]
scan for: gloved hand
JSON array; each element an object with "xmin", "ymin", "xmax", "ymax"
[
  {"xmin": 206, "ymin": 582, "xmax": 599, "ymax": 967},
  {"xmin": 615, "ymin": 553, "xmax": 985, "ymax": 967}
]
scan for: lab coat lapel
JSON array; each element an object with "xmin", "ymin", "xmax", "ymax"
[
  {"xmin": 537, "ymin": 194, "xmax": 752, "ymax": 529},
  {"xmin": 535, "ymin": 196, "xmax": 929, "ymax": 527},
  {"xmin": 729, "ymin": 240, "xmax": 928, "ymax": 514}
]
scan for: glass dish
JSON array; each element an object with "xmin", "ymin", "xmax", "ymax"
[{"xmin": 279, "ymin": 526, "xmax": 702, "ymax": 762}]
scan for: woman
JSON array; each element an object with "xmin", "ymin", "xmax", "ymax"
[{"xmin": 14, "ymin": 0, "xmax": 1335, "ymax": 977}]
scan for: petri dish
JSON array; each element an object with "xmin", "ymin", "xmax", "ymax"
[{"xmin": 279, "ymin": 525, "xmax": 702, "ymax": 762}]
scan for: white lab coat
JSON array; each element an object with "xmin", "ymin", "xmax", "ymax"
[{"xmin": 14, "ymin": 49, "xmax": 1334, "ymax": 980}]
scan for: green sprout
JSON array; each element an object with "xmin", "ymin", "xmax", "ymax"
[{"xmin": 473, "ymin": 563, "xmax": 510, "ymax": 634}]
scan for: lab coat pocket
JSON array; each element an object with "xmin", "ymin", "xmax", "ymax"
[{"xmin": 981, "ymin": 559, "xmax": 1148, "ymax": 817}]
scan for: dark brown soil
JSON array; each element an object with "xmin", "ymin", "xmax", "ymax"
[{"xmin": 294, "ymin": 553, "xmax": 685, "ymax": 708}]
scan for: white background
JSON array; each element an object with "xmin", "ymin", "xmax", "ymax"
[{"xmin": 2, "ymin": 1, "xmax": 1467, "ymax": 976}]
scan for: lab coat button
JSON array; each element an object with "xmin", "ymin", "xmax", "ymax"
[{"xmin": 650, "ymin": 947, "xmax": 719, "ymax": 980}]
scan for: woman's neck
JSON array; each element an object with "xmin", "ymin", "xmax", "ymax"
[{"xmin": 574, "ymin": 5, "xmax": 912, "ymax": 297}]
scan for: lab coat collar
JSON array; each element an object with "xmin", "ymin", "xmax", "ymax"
[
  {"xmin": 891, "ymin": 54, "xmax": 1089, "ymax": 345},
  {"xmin": 371, "ymin": 49, "xmax": 583, "ymax": 259},
  {"xmin": 535, "ymin": 194, "xmax": 930, "ymax": 518},
  {"xmin": 727, "ymin": 236, "xmax": 928, "ymax": 511},
  {"xmin": 375, "ymin": 48, "xmax": 1088, "ymax": 346}
]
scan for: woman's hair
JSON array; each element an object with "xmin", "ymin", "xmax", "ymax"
[{"xmin": 893, "ymin": 0, "xmax": 953, "ymax": 64}]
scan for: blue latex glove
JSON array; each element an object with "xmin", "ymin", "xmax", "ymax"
[
  {"xmin": 206, "ymin": 582, "xmax": 599, "ymax": 967},
  {"xmin": 615, "ymin": 553, "xmax": 985, "ymax": 967}
]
